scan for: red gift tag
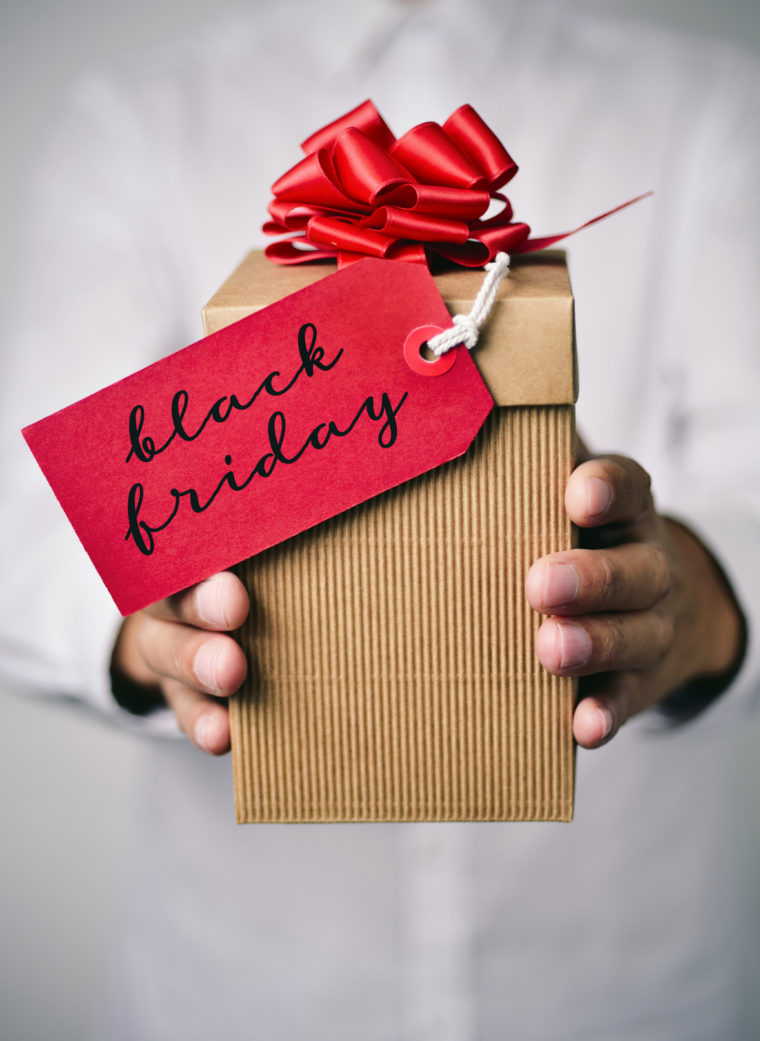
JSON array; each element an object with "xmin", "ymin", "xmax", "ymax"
[{"xmin": 23, "ymin": 259, "xmax": 493, "ymax": 615}]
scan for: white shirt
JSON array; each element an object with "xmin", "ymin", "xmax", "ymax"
[{"xmin": 2, "ymin": 2, "xmax": 760, "ymax": 1038}]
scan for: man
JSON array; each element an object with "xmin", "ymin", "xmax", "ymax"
[{"xmin": 2, "ymin": 2, "xmax": 759, "ymax": 1037}]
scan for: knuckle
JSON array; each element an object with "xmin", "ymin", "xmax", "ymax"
[
  {"xmin": 169, "ymin": 640, "xmax": 185, "ymax": 682},
  {"xmin": 171, "ymin": 633, "xmax": 197, "ymax": 685},
  {"xmin": 648, "ymin": 543, "xmax": 673, "ymax": 600},
  {"xmin": 597, "ymin": 615, "xmax": 626, "ymax": 667},
  {"xmin": 632, "ymin": 607, "xmax": 675, "ymax": 669},
  {"xmin": 596, "ymin": 553, "xmax": 620, "ymax": 604},
  {"xmin": 655, "ymin": 608, "xmax": 676, "ymax": 660}
]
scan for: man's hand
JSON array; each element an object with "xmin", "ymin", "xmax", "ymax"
[
  {"xmin": 525, "ymin": 448, "xmax": 744, "ymax": 749},
  {"xmin": 112, "ymin": 450, "xmax": 744, "ymax": 756},
  {"xmin": 111, "ymin": 571, "xmax": 250, "ymax": 755}
]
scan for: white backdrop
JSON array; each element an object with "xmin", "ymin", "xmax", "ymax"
[{"xmin": 1, "ymin": 2, "xmax": 758, "ymax": 1039}]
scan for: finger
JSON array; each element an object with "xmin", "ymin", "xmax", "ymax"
[
  {"xmin": 573, "ymin": 693, "xmax": 616, "ymax": 748},
  {"xmin": 573, "ymin": 671, "xmax": 652, "ymax": 749},
  {"xmin": 163, "ymin": 679, "xmax": 231, "ymax": 755},
  {"xmin": 144, "ymin": 571, "xmax": 250, "ymax": 631},
  {"xmin": 136, "ymin": 615, "xmax": 248, "ymax": 696},
  {"xmin": 525, "ymin": 542, "xmax": 671, "ymax": 616},
  {"xmin": 565, "ymin": 455, "xmax": 654, "ymax": 529},
  {"xmin": 535, "ymin": 609, "xmax": 674, "ymax": 676}
]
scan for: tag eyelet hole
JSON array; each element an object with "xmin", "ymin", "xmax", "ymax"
[{"xmin": 403, "ymin": 325, "xmax": 457, "ymax": 377}]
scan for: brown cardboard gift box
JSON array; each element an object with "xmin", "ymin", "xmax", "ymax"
[{"xmin": 202, "ymin": 250, "xmax": 577, "ymax": 823}]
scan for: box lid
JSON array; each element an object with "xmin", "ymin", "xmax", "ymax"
[{"xmin": 202, "ymin": 250, "xmax": 577, "ymax": 407}]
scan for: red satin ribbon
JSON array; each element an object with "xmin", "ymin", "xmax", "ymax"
[{"xmin": 264, "ymin": 99, "xmax": 650, "ymax": 269}]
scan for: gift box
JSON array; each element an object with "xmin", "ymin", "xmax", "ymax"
[{"xmin": 202, "ymin": 249, "xmax": 577, "ymax": 823}]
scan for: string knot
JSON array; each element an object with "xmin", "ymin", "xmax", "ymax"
[
  {"xmin": 427, "ymin": 252, "xmax": 511, "ymax": 357},
  {"xmin": 449, "ymin": 312, "xmax": 480, "ymax": 351}
]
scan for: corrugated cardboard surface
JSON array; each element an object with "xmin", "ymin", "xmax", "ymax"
[{"xmin": 203, "ymin": 252, "xmax": 577, "ymax": 822}]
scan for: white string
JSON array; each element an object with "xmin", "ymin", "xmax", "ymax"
[{"xmin": 426, "ymin": 252, "xmax": 511, "ymax": 357}]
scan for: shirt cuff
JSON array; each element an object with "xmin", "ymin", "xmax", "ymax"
[{"xmin": 79, "ymin": 598, "xmax": 182, "ymax": 739}]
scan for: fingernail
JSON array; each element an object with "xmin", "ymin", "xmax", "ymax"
[
  {"xmin": 586, "ymin": 476, "xmax": 611, "ymax": 519},
  {"xmin": 195, "ymin": 713, "xmax": 216, "ymax": 752},
  {"xmin": 557, "ymin": 622, "xmax": 592, "ymax": 669},
  {"xmin": 542, "ymin": 563, "xmax": 579, "ymax": 608},
  {"xmin": 597, "ymin": 705, "xmax": 614, "ymax": 744},
  {"xmin": 196, "ymin": 576, "xmax": 229, "ymax": 629},
  {"xmin": 194, "ymin": 642, "xmax": 221, "ymax": 693}
]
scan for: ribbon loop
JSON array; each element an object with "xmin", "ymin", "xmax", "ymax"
[
  {"xmin": 390, "ymin": 122, "xmax": 486, "ymax": 190},
  {"xmin": 272, "ymin": 150, "xmax": 361, "ymax": 211},
  {"xmin": 300, "ymin": 98, "xmax": 396, "ymax": 154},
  {"xmin": 332, "ymin": 129, "xmax": 411, "ymax": 206},
  {"xmin": 442, "ymin": 105, "xmax": 519, "ymax": 190}
]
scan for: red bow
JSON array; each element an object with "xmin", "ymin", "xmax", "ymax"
[{"xmin": 264, "ymin": 100, "xmax": 649, "ymax": 269}]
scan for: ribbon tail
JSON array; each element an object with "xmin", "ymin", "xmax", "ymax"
[
  {"xmin": 265, "ymin": 239, "xmax": 339, "ymax": 265},
  {"xmin": 515, "ymin": 192, "xmax": 653, "ymax": 253}
]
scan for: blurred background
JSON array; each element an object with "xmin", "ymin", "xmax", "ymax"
[{"xmin": 1, "ymin": 2, "xmax": 759, "ymax": 1039}]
